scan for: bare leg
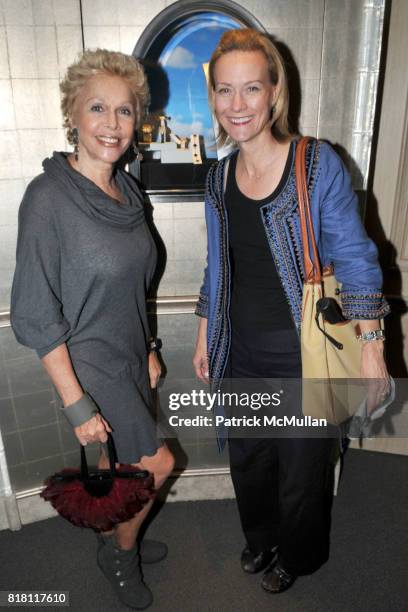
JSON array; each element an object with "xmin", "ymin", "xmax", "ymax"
[{"xmin": 98, "ymin": 444, "xmax": 174, "ymax": 550}]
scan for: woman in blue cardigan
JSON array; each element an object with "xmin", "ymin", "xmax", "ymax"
[{"xmin": 193, "ymin": 29, "xmax": 390, "ymax": 594}]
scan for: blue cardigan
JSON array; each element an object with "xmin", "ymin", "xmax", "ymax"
[{"xmin": 196, "ymin": 139, "xmax": 390, "ymax": 385}]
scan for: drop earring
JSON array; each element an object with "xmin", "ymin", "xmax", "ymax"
[
  {"xmin": 132, "ymin": 142, "xmax": 143, "ymax": 181},
  {"xmin": 133, "ymin": 142, "xmax": 143, "ymax": 162},
  {"xmin": 72, "ymin": 127, "xmax": 79, "ymax": 161}
]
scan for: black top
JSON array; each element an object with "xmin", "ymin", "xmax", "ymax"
[{"xmin": 225, "ymin": 144, "xmax": 295, "ymax": 331}]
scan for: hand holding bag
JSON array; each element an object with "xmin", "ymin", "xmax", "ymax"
[
  {"xmin": 296, "ymin": 137, "xmax": 368, "ymax": 424},
  {"xmin": 41, "ymin": 434, "xmax": 155, "ymax": 531}
]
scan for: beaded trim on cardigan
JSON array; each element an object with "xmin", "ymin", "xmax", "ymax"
[
  {"xmin": 260, "ymin": 139, "xmax": 319, "ymax": 332},
  {"xmin": 207, "ymin": 159, "xmax": 231, "ymax": 384},
  {"xmin": 341, "ymin": 291, "xmax": 390, "ymax": 319},
  {"xmin": 195, "ymin": 292, "xmax": 208, "ymax": 317}
]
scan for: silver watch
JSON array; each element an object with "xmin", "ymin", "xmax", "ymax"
[{"xmin": 356, "ymin": 329, "xmax": 385, "ymax": 342}]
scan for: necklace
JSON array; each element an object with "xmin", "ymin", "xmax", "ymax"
[
  {"xmin": 238, "ymin": 141, "xmax": 290, "ymax": 180},
  {"xmin": 238, "ymin": 156, "xmax": 277, "ymax": 180}
]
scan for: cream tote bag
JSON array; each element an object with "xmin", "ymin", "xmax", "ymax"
[{"xmin": 296, "ymin": 137, "xmax": 367, "ymax": 424}]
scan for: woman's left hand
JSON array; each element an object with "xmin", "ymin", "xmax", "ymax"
[
  {"xmin": 360, "ymin": 341, "xmax": 390, "ymax": 413},
  {"xmin": 148, "ymin": 351, "xmax": 162, "ymax": 388}
]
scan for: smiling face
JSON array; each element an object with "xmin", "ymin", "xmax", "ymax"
[
  {"xmin": 70, "ymin": 73, "xmax": 136, "ymax": 167},
  {"xmin": 213, "ymin": 50, "xmax": 275, "ymax": 146}
]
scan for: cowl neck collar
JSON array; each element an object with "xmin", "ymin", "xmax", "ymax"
[{"xmin": 43, "ymin": 152, "xmax": 145, "ymax": 230}]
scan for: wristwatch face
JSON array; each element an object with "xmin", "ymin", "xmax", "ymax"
[
  {"xmin": 148, "ymin": 338, "xmax": 162, "ymax": 351},
  {"xmin": 359, "ymin": 330, "xmax": 385, "ymax": 341}
]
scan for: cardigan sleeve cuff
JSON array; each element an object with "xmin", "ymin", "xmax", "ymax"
[
  {"xmin": 195, "ymin": 292, "xmax": 209, "ymax": 318},
  {"xmin": 340, "ymin": 289, "xmax": 391, "ymax": 320}
]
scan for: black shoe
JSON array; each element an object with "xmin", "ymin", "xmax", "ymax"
[
  {"xmin": 241, "ymin": 545, "xmax": 277, "ymax": 574},
  {"xmin": 261, "ymin": 560, "xmax": 297, "ymax": 593}
]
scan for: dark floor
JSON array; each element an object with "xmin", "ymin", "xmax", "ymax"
[{"xmin": 0, "ymin": 449, "xmax": 407, "ymax": 612}]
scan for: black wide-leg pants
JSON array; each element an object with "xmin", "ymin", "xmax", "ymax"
[{"xmin": 227, "ymin": 326, "xmax": 336, "ymax": 576}]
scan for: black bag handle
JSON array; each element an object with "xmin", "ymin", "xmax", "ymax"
[{"xmin": 80, "ymin": 434, "xmax": 116, "ymax": 480}]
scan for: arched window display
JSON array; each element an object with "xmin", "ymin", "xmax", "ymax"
[{"xmin": 132, "ymin": 0, "xmax": 264, "ymax": 196}]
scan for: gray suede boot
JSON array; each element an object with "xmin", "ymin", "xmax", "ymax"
[
  {"xmin": 97, "ymin": 533, "xmax": 167, "ymax": 564},
  {"xmin": 138, "ymin": 538, "xmax": 168, "ymax": 564},
  {"xmin": 97, "ymin": 536, "xmax": 153, "ymax": 610}
]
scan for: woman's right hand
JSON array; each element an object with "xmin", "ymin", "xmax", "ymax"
[
  {"xmin": 74, "ymin": 413, "xmax": 112, "ymax": 446},
  {"xmin": 193, "ymin": 317, "xmax": 209, "ymax": 383}
]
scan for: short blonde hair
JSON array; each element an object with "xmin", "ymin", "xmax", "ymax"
[
  {"xmin": 60, "ymin": 49, "xmax": 150, "ymax": 143},
  {"xmin": 208, "ymin": 29, "xmax": 292, "ymax": 146}
]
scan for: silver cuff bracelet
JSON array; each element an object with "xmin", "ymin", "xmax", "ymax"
[{"xmin": 61, "ymin": 392, "xmax": 99, "ymax": 428}]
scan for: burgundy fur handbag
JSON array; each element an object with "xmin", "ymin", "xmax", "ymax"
[{"xmin": 41, "ymin": 435, "xmax": 155, "ymax": 531}]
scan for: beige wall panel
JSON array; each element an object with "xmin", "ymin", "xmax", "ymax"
[
  {"xmin": 173, "ymin": 201, "xmax": 204, "ymax": 219},
  {"xmin": 32, "ymin": 0, "xmax": 80, "ymax": 26},
  {"xmin": 299, "ymin": 126, "xmax": 317, "ymax": 138},
  {"xmin": 42, "ymin": 127, "xmax": 67, "ymax": 156},
  {"xmin": 0, "ymin": 130, "xmax": 22, "ymax": 179},
  {"xmin": 34, "ymin": 27, "xmax": 59, "ymax": 78},
  {"xmin": 324, "ymin": 0, "xmax": 365, "ymax": 29},
  {"xmin": 83, "ymin": 25, "xmax": 120, "ymax": 51},
  {"xmin": 272, "ymin": 27, "xmax": 323, "ymax": 80},
  {"xmin": 154, "ymin": 260, "xmax": 176, "ymax": 295},
  {"xmin": 318, "ymin": 77, "xmax": 358, "ymax": 129},
  {"xmin": 117, "ymin": 0, "xmax": 167, "ymax": 26},
  {"xmin": 81, "ymin": 0, "xmax": 119, "ymax": 26},
  {"xmin": 174, "ymin": 217, "xmax": 207, "ymax": 261},
  {"xmin": 321, "ymin": 27, "xmax": 362, "ymax": 79},
  {"xmin": 12, "ymin": 79, "xmax": 61, "ymax": 129},
  {"xmin": 243, "ymin": 0, "xmax": 324, "ymax": 29},
  {"xmin": 0, "ymin": 179, "xmax": 25, "ymax": 225},
  {"xmin": 299, "ymin": 78, "xmax": 320, "ymax": 131},
  {"xmin": 2, "ymin": 0, "xmax": 33, "ymax": 26},
  {"xmin": 119, "ymin": 26, "xmax": 144, "ymax": 54},
  {"xmin": 154, "ymin": 217, "xmax": 175, "ymax": 260},
  {"xmin": 31, "ymin": 0, "xmax": 54, "ymax": 25},
  {"xmin": 0, "ymin": 79, "xmax": 15, "ymax": 129},
  {"xmin": 18, "ymin": 128, "xmax": 65, "ymax": 178},
  {"xmin": 0, "ymin": 224, "xmax": 17, "ymax": 268},
  {"xmin": 174, "ymin": 259, "xmax": 205, "ymax": 295},
  {"xmin": 151, "ymin": 202, "xmax": 173, "ymax": 220},
  {"xmin": 56, "ymin": 26, "xmax": 83, "ymax": 77},
  {"xmin": 0, "ymin": 27, "xmax": 10, "ymax": 78},
  {"xmin": 0, "ymin": 268, "xmax": 12, "ymax": 307},
  {"xmin": 52, "ymin": 0, "xmax": 81, "ymax": 25},
  {"xmin": 7, "ymin": 26, "xmax": 37, "ymax": 78},
  {"xmin": 7, "ymin": 25, "xmax": 58, "ymax": 78}
]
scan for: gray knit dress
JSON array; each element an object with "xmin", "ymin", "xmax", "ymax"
[{"xmin": 11, "ymin": 152, "xmax": 162, "ymax": 463}]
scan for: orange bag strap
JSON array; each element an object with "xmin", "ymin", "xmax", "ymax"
[{"xmin": 295, "ymin": 136, "xmax": 321, "ymax": 283}]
